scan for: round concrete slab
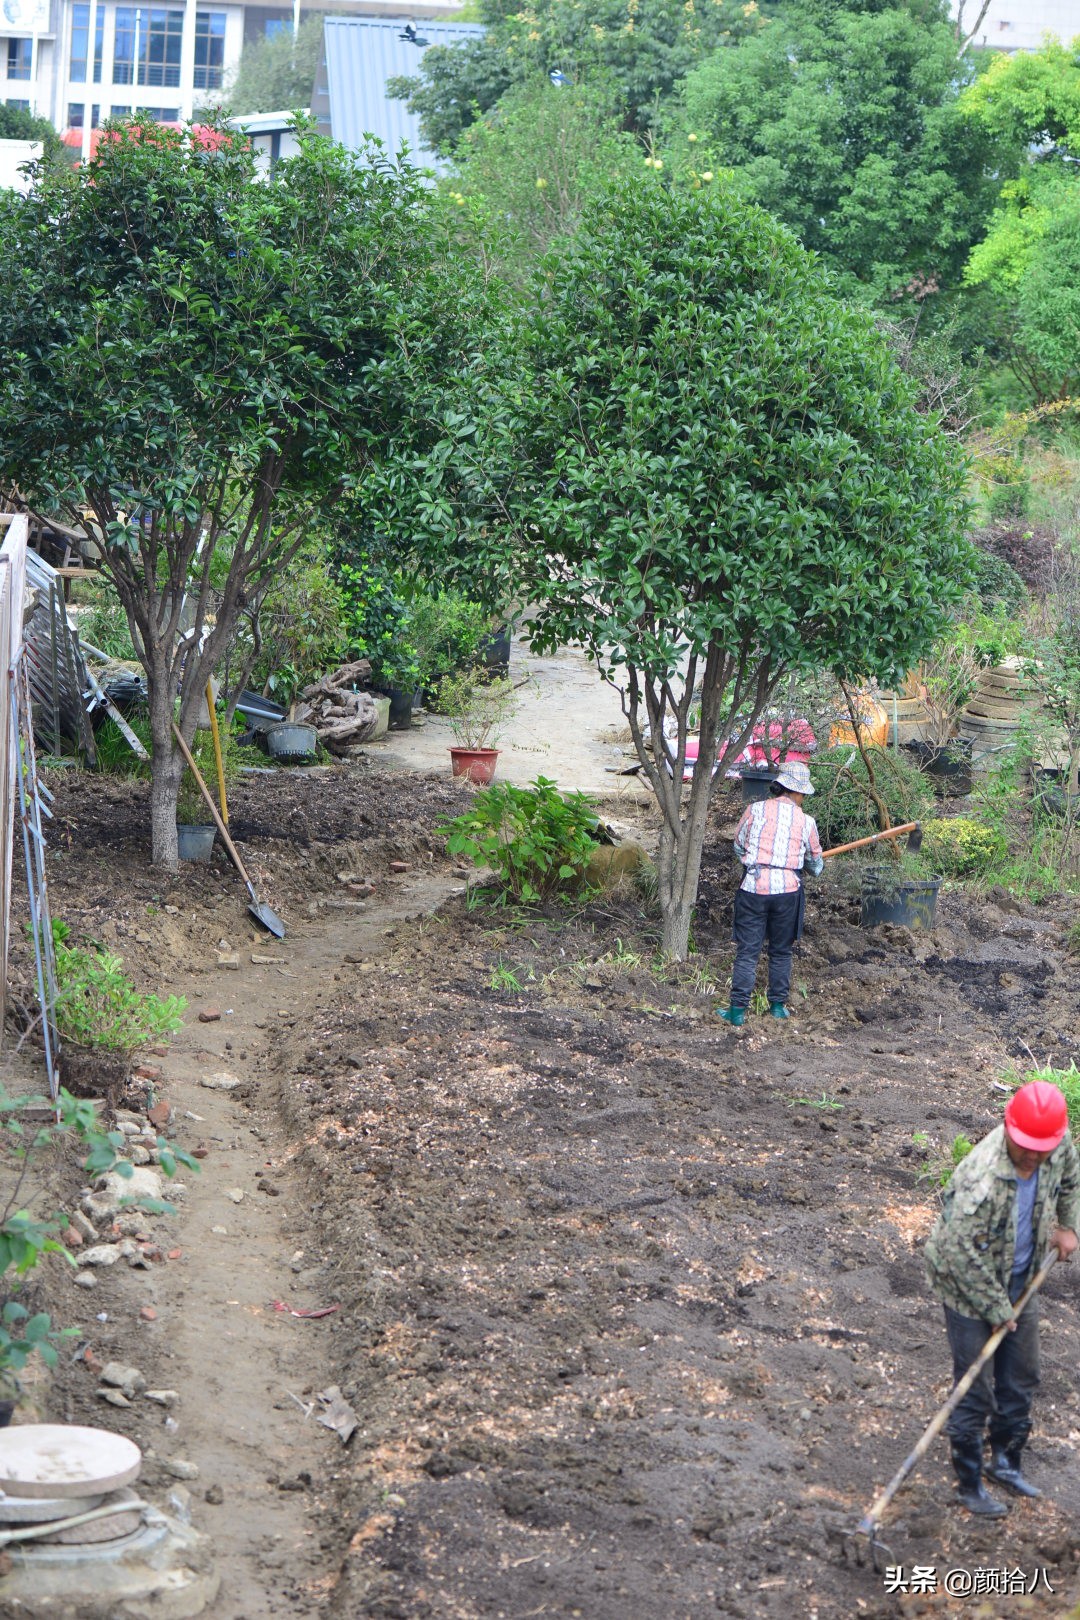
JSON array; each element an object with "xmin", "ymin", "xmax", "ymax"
[
  {"xmin": 40, "ymin": 1487, "xmax": 143, "ymax": 1544},
  {"xmin": 0, "ymin": 1426, "xmax": 141, "ymax": 1499},
  {"xmin": 0, "ymin": 1491, "xmax": 104, "ymax": 1523}
]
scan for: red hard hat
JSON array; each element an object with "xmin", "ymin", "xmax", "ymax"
[{"xmin": 1004, "ymin": 1080, "xmax": 1068, "ymax": 1152}]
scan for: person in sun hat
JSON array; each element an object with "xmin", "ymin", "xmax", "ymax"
[
  {"xmin": 924, "ymin": 1080, "xmax": 1079, "ymax": 1517},
  {"xmin": 716, "ymin": 760, "xmax": 823, "ymax": 1027}
]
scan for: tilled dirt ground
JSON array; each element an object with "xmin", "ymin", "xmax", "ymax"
[{"xmin": 12, "ymin": 764, "xmax": 1080, "ymax": 1619}]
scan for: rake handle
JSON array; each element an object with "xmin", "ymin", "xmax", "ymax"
[
  {"xmin": 822, "ymin": 823, "xmax": 919, "ymax": 861},
  {"xmin": 856, "ymin": 1249, "xmax": 1058, "ymax": 1537}
]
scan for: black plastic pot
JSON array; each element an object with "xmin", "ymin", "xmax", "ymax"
[
  {"xmin": 385, "ymin": 687, "xmax": 418, "ymax": 730},
  {"xmin": 0, "ymin": 1399, "xmax": 16, "ymax": 1428},
  {"xmin": 479, "ymin": 626, "xmax": 511, "ymax": 672},
  {"xmin": 739, "ymin": 767, "xmax": 779, "ymax": 804},
  {"xmin": 904, "ymin": 737, "xmax": 973, "ymax": 797},
  {"xmin": 860, "ymin": 876, "xmax": 940, "ymax": 931}
]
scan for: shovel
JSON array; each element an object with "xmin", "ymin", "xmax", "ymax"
[
  {"xmin": 172, "ymin": 722, "xmax": 286, "ymax": 939},
  {"xmin": 843, "ymin": 1248, "xmax": 1057, "ymax": 1569},
  {"xmin": 822, "ymin": 821, "xmax": 923, "ymax": 860}
]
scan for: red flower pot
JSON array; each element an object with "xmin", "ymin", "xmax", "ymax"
[{"xmin": 450, "ymin": 747, "xmax": 499, "ymax": 785}]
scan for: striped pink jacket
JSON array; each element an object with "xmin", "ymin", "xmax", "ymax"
[{"xmin": 733, "ymin": 798, "xmax": 824, "ymax": 895}]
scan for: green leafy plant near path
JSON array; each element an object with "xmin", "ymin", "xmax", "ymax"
[
  {"xmin": 442, "ymin": 777, "xmax": 599, "ymax": 904},
  {"xmin": 52, "ymin": 920, "xmax": 185, "ymax": 1054}
]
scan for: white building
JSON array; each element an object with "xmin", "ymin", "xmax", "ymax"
[
  {"xmin": 953, "ymin": 1, "xmax": 1080, "ymax": 51},
  {"xmin": 0, "ymin": 0, "xmax": 465, "ymax": 141}
]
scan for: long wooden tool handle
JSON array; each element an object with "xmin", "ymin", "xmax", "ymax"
[
  {"xmin": 822, "ymin": 823, "xmax": 918, "ymax": 861},
  {"xmin": 205, "ymin": 684, "xmax": 229, "ymax": 827},
  {"xmin": 172, "ymin": 722, "xmax": 254, "ymax": 892},
  {"xmin": 857, "ymin": 1249, "xmax": 1058, "ymax": 1535}
]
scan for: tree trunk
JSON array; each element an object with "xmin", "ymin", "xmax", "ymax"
[{"xmin": 147, "ymin": 671, "xmax": 182, "ymax": 870}]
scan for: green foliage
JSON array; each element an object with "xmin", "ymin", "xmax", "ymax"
[
  {"xmin": 442, "ymin": 776, "xmax": 599, "ymax": 904},
  {"xmin": 1023, "ymin": 558, "xmax": 1080, "ymax": 793},
  {"xmin": 673, "ymin": 1, "xmax": 1007, "ymax": 297},
  {"xmin": 53, "ymin": 920, "xmax": 186, "ymax": 1054},
  {"xmin": 1006, "ymin": 1061, "xmax": 1080, "ymax": 1141},
  {"xmin": 250, "ymin": 544, "xmax": 345, "ymax": 710},
  {"xmin": 809, "ymin": 745, "xmax": 935, "ymax": 848},
  {"xmin": 79, "ymin": 592, "xmax": 138, "ymax": 660},
  {"xmin": 390, "ymin": 0, "xmax": 762, "ymax": 157},
  {"xmin": 488, "ymin": 961, "xmax": 525, "ymax": 991},
  {"xmin": 969, "ymin": 550, "xmax": 1029, "ymax": 618},
  {"xmin": 0, "ymin": 104, "xmax": 65, "ymax": 162},
  {"xmin": 0, "ymin": 1084, "xmax": 196, "ymax": 1391},
  {"xmin": 93, "ymin": 714, "xmax": 153, "ymax": 778},
  {"xmin": 443, "ymin": 81, "xmax": 640, "ymax": 282},
  {"xmin": 1067, "ymin": 920, "xmax": 1080, "ymax": 956},
  {"xmin": 919, "ymin": 1131, "xmax": 974, "ymax": 1188},
  {"xmin": 436, "ymin": 669, "xmax": 518, "ymax": 750},
  {"xmin": 176, "ymin": 725, "xmax": 243, "ymax": 824},
  {"xmin": 335, "ymin": 559, "xmax": 417, "ymax": 693},
  {"xmin": 922, "ymin": 816, "xmax": 1006, "ymax": 877},
  {"xmin": 791, "ymin": 1091, "xmax": 843, "ymax": 1112},
  {"xmin": 409, "ymin": 590, "xmax": 492, "ymax": 693},
  {"xmin": 216, "ymin": 15, "xmax": 325, "ymax": 115},
  {"xmin": 0, "ymin": 118, "xmax": 479, "ymax": 862}
]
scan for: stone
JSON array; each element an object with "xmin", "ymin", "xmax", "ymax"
[
  {"xmin": 89, "ymin": 1166, "xmax": 165, "ymax": 1220},
  {"xmin": 130, "ymin": 1146, "xmax": 151, "ymax": 1166},
  {"xmin": 145, "ymin": 1391, "xmax": 179, "ymax": 1407},
  {"xmin": 65, "ymin": 1225, "xmax": 84, "ymax": 1248},
  {"xmin": 139, "ymin": 1306, "xmax": 157, "ymax": 1322},
  {"xmin": 389, "ymin": 861, "xmax": 409, "ymax": 873},
  {"xmin": 216, "ymin": 951, "xmax": 240, "ymax": 971},
  {"xmin": 134, "ymin": 1064, "xmax": 161, "ymax": 1081},
  {"xmin": 97, "ymin": 1388, "xmax": 132, "ymax": 1409},
  {"xmin": 147, "ymin": 1101, "xmax": 171, "ymax": 1128},
  {"xmin": 164, "ymin": 903, "xmax": 179, "ymax": 914},
  {"xmin": 224, "ymin": 1188, "xmax": 244, "ymax": 1204},
  {"xmin": 211, "ymin": 1226, "xmax": 228, "ymax": 1236},
  {"xmin": 81, "ymin": 1245, "xmax": 123, "ymax": 1268},
  {"xmin": 101, "ymin": 1362, "xmax": 147, "ymax": 1399},
  {"xmin": 251, "ymin": 953, "xmax": 287, "ymax": 965},
  {"xmin": 158, "ymin": 1457, "xmax": 200, "ymax": 1481},
  {"xmin": 204, "ymin": 1484, "xmax": 224, "ymax": 1505},
  {"xmin": 198, "ymin": 1008, "xmax": 221, "ymax": 1023},
  {"xmin": 199, "ymin": 1071, "xmax": 240, "ymax": 1092},
  {"xmin": 74, "ymin": 1271, "xmax": 97, "ymax": 1290},
  {"xmin": 71, "ymin": 1211, "xmax": 98, "ymax": 1243}
]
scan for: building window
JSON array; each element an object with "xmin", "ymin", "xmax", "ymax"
[
  {"xmin": 68, "ymin": 101, "xmax": 84, "ymax": 127},
  {"xmin": 70, "ymin": 3, "xmax": 105, "ymax": 84},
  {"xmin": 264, "ymin": 18, "xmax": 288, "ymax": 39},
  {"xmin": 134, "ymin": 105, "xmax": 179, "ymax": 119},
  {"xmin": 5, "ymin": 98, "xmax": 31, "ymax": 111},
  {"xmin": 193, "ymin": 12, "xmax": 226, "ymax": 90},
  {"xmin": 6, "ymin": 39, "xmax": 33, "ymax": 80},
  {"xmin": 113, "ymin": 7, "xmax": 184, "ymax": 88},
  {"xmin": 91, "ymin": 101, "xmax": 100, "ymax": 126}
]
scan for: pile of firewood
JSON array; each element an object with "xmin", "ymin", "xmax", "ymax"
[{"xmin": 295, "ymin": 661, "xmax": 381, "ymax": 755}]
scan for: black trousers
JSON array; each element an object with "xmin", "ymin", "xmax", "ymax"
[
  {"xmin": 729, "ymin": 886, "xmax": 803, "ymax": 1009},
  {"xmin": 944, "ymin": 1275, "xmax": 1040, "ymax": 1448}
]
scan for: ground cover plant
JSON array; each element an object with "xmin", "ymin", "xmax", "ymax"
[{"xmin": 442, "ymin": 776, "xmax": 599, "ymax": 903}]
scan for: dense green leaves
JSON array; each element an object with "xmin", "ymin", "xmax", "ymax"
[{"xmin": 441, "ymin": 777, "xmax": 600, "ymax": 903}]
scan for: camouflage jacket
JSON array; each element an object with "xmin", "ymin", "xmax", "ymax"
[{"xmin": 924, "ymin": 1125, "xmax": 1080, "ymax": 1325}]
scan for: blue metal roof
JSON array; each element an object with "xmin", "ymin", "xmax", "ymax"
[{"xmin": 321, "ymin": 17, "xmax": 486, "ymax": 169}]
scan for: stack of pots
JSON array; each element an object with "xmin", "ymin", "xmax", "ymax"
[
  {"xmin": 875, "ymin": 689, "xmax": 934, "ymax": 745},
  {"xmin": 960, "ymin": 657, "xmax": 1038, "ymax": 769}
]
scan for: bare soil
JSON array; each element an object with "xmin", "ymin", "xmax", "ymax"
[{"xmin": 10, "ymin": 760, "xmax": 1080, "ymax": 1620}]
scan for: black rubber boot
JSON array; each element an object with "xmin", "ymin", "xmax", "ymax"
[
  {"xmin": 986, "ymin": 1428, "xmax": 1042, "ymax": 1499},
  {"xmin": 951, "ymin": 1438, "xmax": 1009, "ymax": 1517}
]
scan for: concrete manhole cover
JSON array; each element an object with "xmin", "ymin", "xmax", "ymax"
[{"xmin": 0, "ymin": 1426, "xmax": 141, "ymax": 1498}]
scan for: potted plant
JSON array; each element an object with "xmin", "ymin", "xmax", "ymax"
[
  {"xmin": 858, "ymin": 858, "xmax": 941, "ymax": 931},
  {"xmin": 437, "ymin": 669, "xmax": 519, "ymax": 784},
  {"xmin": 176, "ymin": 727, "xmax": 235, "ymax": 860},
  {"xmin": 904, "ymin": 634, "xmax": 979, "ymax": 795}
]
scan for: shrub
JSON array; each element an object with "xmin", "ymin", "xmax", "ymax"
[
  {"xmin": 436, "ymin": 669, "xmax": 519, "ymax": 750},
  {"xmin": 923, "ymin": 816, "xmax": 1006, "ymax": 877},
  {"xmin": 441, "ymin": 777, "xmax": 599, "ymax": 904},
  {"xmin": 336, "ymin": 559, "xmax": 418, "ymax": 692},
  {"xmin": 409, "ymin": 589, "xmax": 494, "ymax": 694},
  {"xmin": 972, "ymin": 521, "xmax": 1059, "ymax": 594},
  {"xmin": 810, "ymin": 745, "xmax": 934, "ymax": 848},
  {"xmin": 53, "ymin": 920, "xmax": 185, "ymax": 1055},
  {"xmin": 969, "ymin": 550, "xmax": 1029, "ymax": 617},
  {"xmin": 250, "ymin": 547, "xmax": 346, "ymax": 712}
]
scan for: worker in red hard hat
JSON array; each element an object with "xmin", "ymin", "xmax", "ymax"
[{"xmin": 924, "ymin": 1080, "xmax": 1079, "ymax": 1516}]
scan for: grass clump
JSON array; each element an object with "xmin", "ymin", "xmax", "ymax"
[{"xmin": 53, "ymin": 920, "xmax": 185, "ymax": 1055}]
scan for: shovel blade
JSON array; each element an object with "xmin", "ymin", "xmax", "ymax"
[{"xmin": 249, "ymin": 901, "xmax": 286, "ymax": 940}]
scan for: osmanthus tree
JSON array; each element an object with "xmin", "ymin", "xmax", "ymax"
[
  {"xmin": 0, "ymin": 119, "xmax": 472, "ymax": 868},
  {"xmin": 455, "ymin": 179, "xmax": 972, "ymax": 958}
]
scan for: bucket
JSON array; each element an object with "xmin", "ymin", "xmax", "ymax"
[
  {"xmin": 177, "ymin": 824, "xmax": 216, "ymax": 863},
  {"xmin": 739, "ymin": 767, "xmax": 779, "ymax": 804},
  {"xmin": 860, "ymin": 876, "xmax": 940, "ymax": 930},
  {"xmin": 266, "ymin": 722, "xmax": 318, "ymax": 764}
]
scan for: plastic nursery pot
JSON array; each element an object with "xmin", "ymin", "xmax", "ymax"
[
  {"xmin": 479, "ymin": 627, "xmax": 512, "ymax": 673},
  {"xmin": 450, "ymin": 747, "xmax": 499, "ymax": 786},
  {"xmin": 0, "ymin": 1400, "xmax": 16, "ymax": 1428},
  {"xmin": 859, "ymin": 875, "xmax": 941, "ymax": 931},
  {"xmin": 904, "ymin": 737, "xmax": 973, "ymax": 797},
  {"xmin": 385, "ymin": 687, "xmax": 416, "ymax": 730},
  {"xmin": 739, "ymin": 767, "xmax": 779, "ymax": 805},
  {"xmin": 266, "ymin": 722, "xmax": 318, "ymax": 765},
  {"xmin": 176, "ymin": 824, "xmax": 216, "ymax": 863}
]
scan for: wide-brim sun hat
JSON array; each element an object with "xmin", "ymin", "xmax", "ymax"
[{"xmin": 775, "ymin": 762, "xmax": 814, "ymax": 796}]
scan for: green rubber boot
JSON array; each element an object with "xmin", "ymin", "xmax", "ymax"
[
  {"xmin": 717, "ymin": 1006, "xmax": 745, "ymax": 1027},
  {"xmin": 769, "ymin": 1003, "xmax": 789, "ymax": 1020}
]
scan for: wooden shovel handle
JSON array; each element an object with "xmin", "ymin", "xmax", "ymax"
[
  {"xmin": 822, "ymin": 823, "xmax": 919, "ymax": 861},
  {"xmin": 172, "ymin": 722, "xmax": 253, "ymax": 890}
]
